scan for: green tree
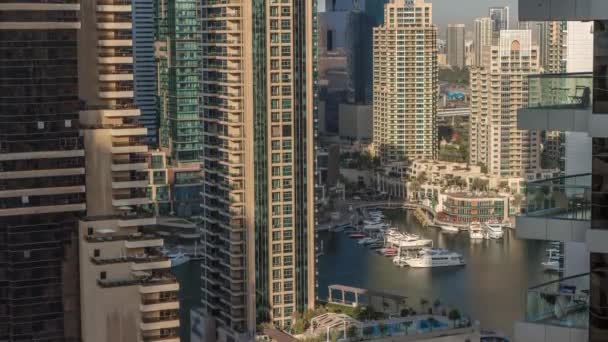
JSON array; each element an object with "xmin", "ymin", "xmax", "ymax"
[
  {"xmin": 448, "ymin": 309, "xmax": 462, "ymax": 328},
  {"xmin": 419, "ymin": 298, "xmax": 429, "ymax": 312},
  {"xmin": 470, "ymin": 178, "xmax": 489, "ymax": 191},
  {"xmin": 477, "ymin": 162, "xmax": 488, "ymax": 174}
]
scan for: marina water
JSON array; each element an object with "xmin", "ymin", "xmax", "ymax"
[{"xmin": 317, "ymin": 209, "xmax": 556, "ymax": 337}]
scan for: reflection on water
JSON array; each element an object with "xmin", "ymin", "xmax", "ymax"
[{"xmin": 317, "ymin": 209, "xmax": 556, "ymax": 337}]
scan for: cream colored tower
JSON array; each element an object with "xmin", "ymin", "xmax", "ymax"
[
  {"xmin": 200, "ymin": 0, "xmax": 316, "ymax": 341},
  {"xmin": 373, "ymin": 0, "xmax": 438, "ymax": 162},
  {"xmin": 77, "ymin": 1, "xmax": 180, "ymax": 341},
  {"xmin": 469, "ymin": 30, "xmax": 541, "ymax": 177}
]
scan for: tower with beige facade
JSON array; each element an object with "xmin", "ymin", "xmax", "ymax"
[
  {"xmin": 77, "ymin": 0, "xmax": 180, "ymax": 341},
  {"xmin": 373, "ymin": 0, "xmax": 438, "ymax": 162},
  {"xmin": 200, "ymin": 0, "xmax": 316, "ymax": 340},
  {"xmin": 469, "ymin": 30, "xmax": 541, "ymax": 177}
]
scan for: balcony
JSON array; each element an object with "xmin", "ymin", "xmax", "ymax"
[
  {"xmin": 96, "ymin": 0, "xmax": 131, "ymax": 13},
  {"xmin": 518, "ymin": 73, "xmax": 592, "ymax": 132},
  {"xmin": 517, "ymin": 174, "xmax": 590, "ymax": 242},
  {"xmin": 140, "ymin": 296, "xmax": 179, "ymax": 311},
  {"xmin": 515, "ymin": 273, "xmax": 589, "ymax": 342},
  {"xmin": 140, "ymin": 315, "xmax": 180, "ymax": 331}
]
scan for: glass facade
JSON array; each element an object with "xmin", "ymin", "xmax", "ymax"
[
  {"xmin": 0, "ymin": 5, "xmax": 84, "ymax": 340},
  {"xmin": 157, "ymin": 0, "xmax": 203, "ymax": 163}
]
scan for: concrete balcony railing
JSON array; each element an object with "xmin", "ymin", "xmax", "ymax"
[{"xmin": 517, "ymin": 174, "xmax": 590, "ymax": 242}]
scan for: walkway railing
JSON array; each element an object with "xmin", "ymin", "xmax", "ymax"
[
  {"xmin": 523, "ymin": 173, "xmax": 591, "ymax": 221},
  {"xmin": 526, "ymin": 272, "xmax": 589, "ymax": 329}
]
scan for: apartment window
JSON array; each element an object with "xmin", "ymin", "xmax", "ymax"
[
  {"xmin": 283, "ymin": 230, "xmax": 292, "ymax": 240},
  {"xmin": 273, "ymin": 257, "xmax": 281, "ymax": 267},
  {"xmin": 94, "ymin": 249, "xmax": 100, "ymax": 257},
  {"xmin": 284, "ymin": 256, "xmax": 293, "ymax": 266},
  {"xmin": 100, "ymin": 271, "xmax": 107, "ymax": 280},
  {"xmin": 284, "ymin": 268, "xmax": 293, "ymax": 279},
  {"xmin": 273, "ymin": 270, "xmax": 281, "ymax": 279}
]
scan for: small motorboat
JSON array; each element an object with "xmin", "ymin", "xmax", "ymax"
[{"xmin": 348, "ymin": 232, "xmax": 367, "ymax": 239}]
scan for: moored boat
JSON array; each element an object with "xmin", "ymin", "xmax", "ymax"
[
  {"xmin": 406, "ymin": 249, "xmax": 465, "ymax": 268},
  {"xmin": 484, "ymin": 220, "xmax": 504, "ymax": 239},
  {"xmin": 440, "ymin": 224, "xmax": 459, "ymax": 234},
  {"xmin": 469, "ymin": 221, "xmax": 484, "ymax": 239}
]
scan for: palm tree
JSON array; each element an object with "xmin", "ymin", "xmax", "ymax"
[
  {"xmin": 433, "ymin": 299, "xmax": 441, "ymax": 310},
  {"xmin": 427, "ymin": 317, "xmax": 437, "ymax": 332},
  {"xmin": 419, "ymin": 298, "xmax": 429, "ymax": 313},
  {"xmin": 448, "ymin": 309, "xmax": 462, "ymax": 328}
]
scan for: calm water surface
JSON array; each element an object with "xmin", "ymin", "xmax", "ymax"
[{"xmin": 317, "ymin": 209, "xmax": 556, "ymax": 337}]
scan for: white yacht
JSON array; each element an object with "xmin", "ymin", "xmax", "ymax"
[
  {"xmin": 469, "ymin": 222, "xmax": 484, "ymax": 239},
  {"xmin": 484, "ymin": 220, "xmax": 504, "ymax": 239},
  {"xmin": 406, "ymin": 249, "xmax": 465, "ymax": 268},
  {"xmin": 440, "ymin": 224, "xmax": 459, "ymax": 234},
  {"xmin": 392, "ymin": 256, "xmax": 410, "ymax": 267}
]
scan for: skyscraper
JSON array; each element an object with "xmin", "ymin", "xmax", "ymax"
[
  {"xmin": 77, "ymin": 0, "xmax": 180, "ymax": 340},
  {"xmin": 133, "ymin": 0, "xmax": 158, "ymax": 143},
  {"xmin": 0, "ymin": 2, "xmax": 85, "ymax": 340},
  {"xmin": 489, "ymin": 6, "xmax": 509, "ymax": 34},
  {"xmin": 541, "ymin": 21, "xmax": 567, "ymax": 73},
  {"xmin": 447, "ymin": 24, "xmax": 466, "ymax": 68},
  {"xmin": 155, "ymin": 0, "xmax": 204, "ymax": 218},
  {"xmin": 474, "ymin": 17, "xmax": 494, "ymax": 67},
  {"xmin": 200, "ymin": 1, "xmax": 316, "ymax": 340},
  {"xmin": 373, "ymin": 0, "xmax": 438, "ymax": 162},
  {"xmin": 469, "ymin": 30, "xmax": 541, "ymax": 177}
]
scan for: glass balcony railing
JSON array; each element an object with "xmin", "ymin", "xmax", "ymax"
[
  {"xmin": 526, "ymin": 273, "xmax": 589, "ymax": 329},
  {"xmin": 527, "ymin": 73, "xmax": 593, "ymax": 110},
  {"xmin": 523, "ymin": 173, "xmax": 591, "ymax": 220}
]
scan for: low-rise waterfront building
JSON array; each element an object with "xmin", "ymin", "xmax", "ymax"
[{"xmin": 437, "ymin": 192, "xmax": 509, "ymax": 225}]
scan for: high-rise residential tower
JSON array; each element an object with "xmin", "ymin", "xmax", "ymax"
[
  {"xmin": 473, "ymin": 17, "xmax": 494, "ymax": 66},
  {"xmin": 489, "ymin": 6, "xmax": 509, "ymax": 34},
  {"xmin": 373, "ymin": 0, "xmax": 438, "ymax": 162},
  {"xmin": 447, "ymin": 24, "xmax": 465, "ymax": 68},
  {"xmin": 541, "ymin": 21, "xmax": 567, "ymax": 73},
  {"xmin": 0, "ymin": 2, "xmax": 85, "ymax": 340},
  {"xmin": 200, "ymin": 1, "xmax": 316, "ymax": 340},
  {"xmin": 132, "ymin": 0, "xmax": 158, "ymax": 143},
  {"xmin": 469, "ymin": 30, "xmax": 541, "ymax": 177},
  {"xmin": 77, "ymin": 0, "xmax": 180, "ymax": 341},
  {"xmin": 155, "ymin": 0, "xmax": 204, "ymax": 218}
]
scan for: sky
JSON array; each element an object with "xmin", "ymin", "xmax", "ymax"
[
  {"xmin": 428, "ymin": 0, "xmax": 518, "ymax": 31},
  {"xmin": 321, "ymin": 0, "xmax": 519, "ymax": 37}
]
